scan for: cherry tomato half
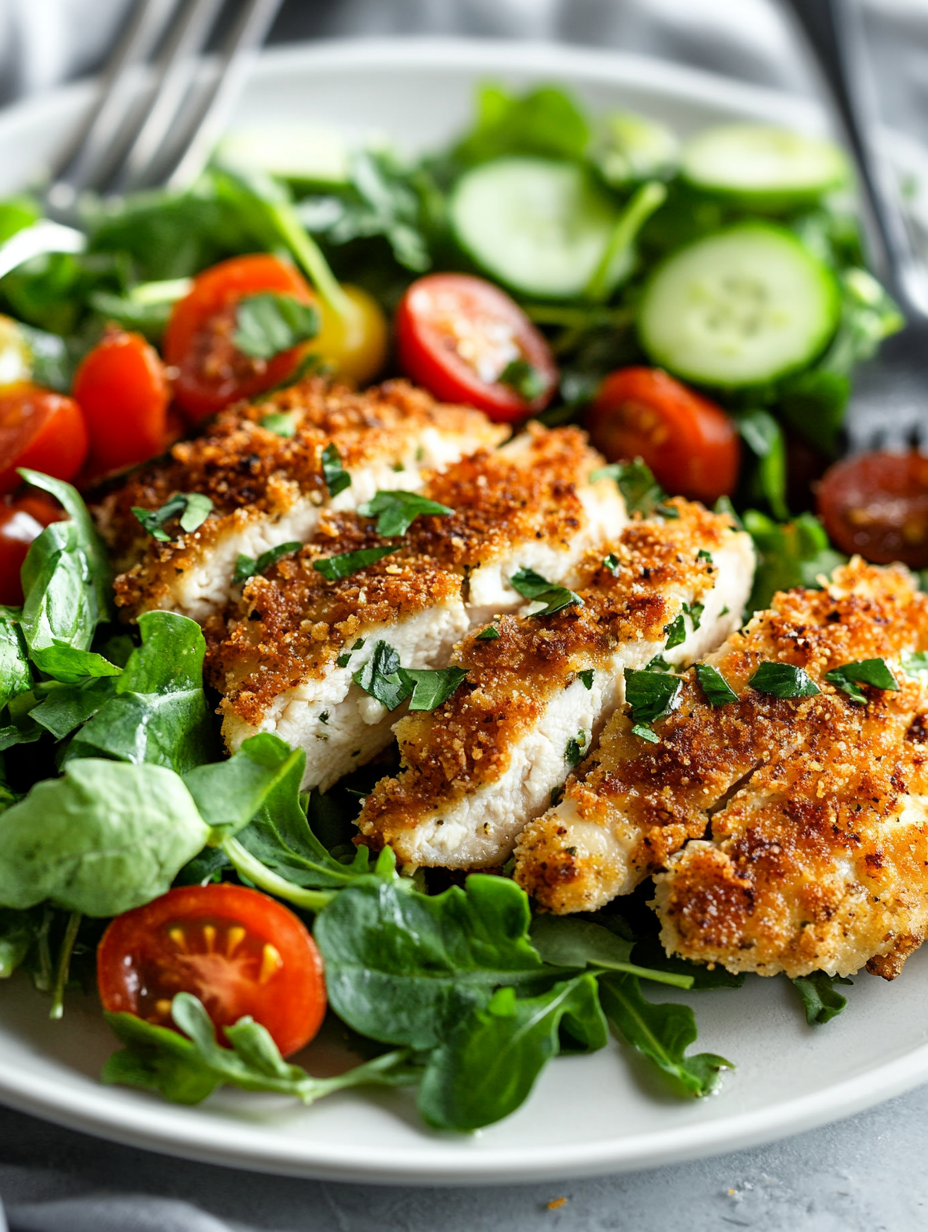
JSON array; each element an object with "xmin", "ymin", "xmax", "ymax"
[
  {"xmin": 0, "ymin": 382, "xmax": 88, "ymax": 495},
  {"xmin": 97, "ymin": 883, "xmax": 327, "ymax": 1057},
  {"xmin": 585, "ymin": 366, "xmax": 739, "ymax": 505},
  {"xmin": 395, "ymin": 273, "xmax": 557, "ymax": 422},
  {"xmin": 817, "ymin": 451, "xmax": 928, "ymax": 568},
  {"xmin": 0, "ymin": 493, "xmax": 64, "ymax": 606},
  {"xmin": 314, "ymin": 283, "xmax": 388, "ymax": 387},
  {"xmin": 73, "ymin": 329, "xmax": 170, "ymax": 476},
  {"xmin": 164, "ymin": 254, "xmax": 314, "ymax": 421}
]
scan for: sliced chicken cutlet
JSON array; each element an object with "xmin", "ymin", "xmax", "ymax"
[
  {"xmin": 98, "ymin": 377, "xmax": 506, "ymax": 623},
  {"xmin": 516, "ymin": 562, "xmax": 928, "ymax": 977},
  {"xmin": 652, "ymin": 563, "xmax": 928, "ymax": 980},
  {"xmin": 357, "ymin": 500, "xmax": 752, "ymax": 870},
  {"xmin": 210, "ymin": 428, "xmax": 625, "ymax": 791}
]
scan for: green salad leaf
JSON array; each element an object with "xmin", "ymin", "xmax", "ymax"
[
  {"xmin": 452, "ymin": 83, "xmax": 591, "ymax": 164},
  {"xmin": 792, "ymin": 971, "xmax": 852, "ymax": 1026},
  {"xmin": 183, "ymin": 733, "xmax": 303, "ymax": 838},
  {"xmin": 0, "ymin": 607, "xmax": 32, "ymax": 713},
  {"xmin": 745, "ymin": 510, "xmax": 845, "ymax": 614}
]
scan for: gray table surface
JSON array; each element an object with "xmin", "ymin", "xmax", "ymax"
[{"xmin": 4, "ymin": 2, "xmax": 928, "ymax": 1228}]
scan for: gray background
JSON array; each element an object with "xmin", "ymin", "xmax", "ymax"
[{"xmin": 2, "ymin": 0, "xmax": 928, "ymax": 1227}]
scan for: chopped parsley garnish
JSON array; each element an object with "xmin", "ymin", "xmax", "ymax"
[
  {"xmin": 713, "ymin": 494, "xmax": 743, "ymax": 529},
  {"xmin": 551, "ymin": 783, "xmax": 565, "ymax": 807},
  {"xmin": 589, "ymin": 457, "xmax": 667, "ymax": 518},
  {"xmin": 318, "ymin": 711, "xmax": 329, "ymax": 724},
  {"xmin": 259, "ymin": 411, "xmax": 297, "ymax": 437},
  {"xmin": 353, "ymin": 640, "xmax": 468, "ymax": 712},
  {"xmin": 824, "ymin": 657, "xmax": 898, "ymax": 704},
  {"xmin": 476, "ymin": 625, "xmax": 501, "ymax": 641},
  {"xmin": 624, "ymin": 668, "xmax": 683, "ymax": 730},
  {"xmin": 654, "ymin": 503, "xmax": 679, "ymax": 519},
  {"xmin": 358, "ymin": 490, "xmax": 453, "ymax": 537},
  {"xmin": 902, "ymin": 651, "xmax": 928, "ymax": 677},
  {"xmin": 232, "ymin": 541, "xmax": 301, "ymax": 585},
  {"xmin": 748, "ymin": 662, "xmax": 820, "ymax": 699},
  {"xmin": 321, "ymin": 443, "xmax": 351, "ymax": 498},
  {"xmin": 697, "ymin": 549, "xmax": 713, "ymax": 563},
  {"xmin": 233, "ymin": 292, "xmax": 319, "ymax": 360},
  {"xmin": 565, "ymin": 731, "xmax": 589, "ymax": 766},
  {"xmin": 336, "ymin": 638, "xmax": 365, "ymax": 669},
  {"xmin": 631, "ymin": 723, "xmax": 660, "ymax": 743},
  {"xmin": 313, "ymin": 545, "xmax": 398, "ymax": 582},
  {"xmin": 645, "ymin": 654, "xmax": 673, "ymax": 673},
  {"xmin": 683, "ymin": 601, "xmax": 704, "ymax": 631},
  {"xmin": 694, "ymin": 663, "xmax": 738, "ymax": 708},
  {"xmin": 578, "ymin": 669, "xmax": 594, "ymax": 690},
  {"xmin": 499, "ymin": 357, "xmax": 547, "ymax": 401},
  {"xmin": 663, "ymin": 613, "xmax": 686, "ymax": 649},
  {"xmin": 510, "ymin": 567, "xmax": 583, "ymax": 618},
  {"xmin": 131, "ymin": 492, "xmax": 213, "ymax": 542},
  {"xmin": 603, "ymin": 553, "xmax": 621, "ymax": 575}
]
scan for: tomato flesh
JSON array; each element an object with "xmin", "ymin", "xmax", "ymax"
[
  {"xmin": 73, "ymin": 329, "xmax": 170, "ymax": 477},
  {"xmin": 164, "ymin": 254, "xmax": 315, "ymax": 421},
  {"xmin": 98, "ymin": 884, "xmax": 326, "ymax": 1057},
  {"xmin": 0, "ymin": 382, "xmax": 88, "ymax": 495},
  {"xmin": 817, "ymin": 451, "xmax": 928, "ymax": 567},
  {"xmin": 0, "ymin": 493, "xmax": 64, "ymax": 606},
  {"xmin": 395, "ymin": 273, "xmax": 557, "ymax": 422},
  {"xmin": 585, "ymin": 366, "xmax": 739, "ymax": 504}
]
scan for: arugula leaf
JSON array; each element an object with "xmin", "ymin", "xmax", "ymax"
[
  {"xmin": 510, "ymin": 567, "xmax": 583, "ymax": 617},
  {"xmin": 499, "ymin": 357, "xmax": 547, "ymax": 401},
  {"xmin": 590, "ymin": 458, "xmax": 665, "ymax": 518},
  {"xmin": 578, "ymin": 668, "xmax": 594, "ymax": 689},
  {"xmin": 630, "ymin": 937, "xmax": 746, "ymax": 990},
  {"xmin": 399, "ymin": 666, "xmax": 469, "ymax": 712},
  {"xmin": 64, "ymin": 611, "xmax": 215, "ymax": 774},
  {"xmin": 259, "ymin": 410, "xmax": 297, "ymax": 437},
  {"xmin": 475, "ymin": 624, "xmax": 500, "ymax": 641},
  {"xmin": 824, "ymin": 657, "xmax": 898, "ymax": 704},
  {"xmin": 792, "ymin": 971, "xmax": 852, "ymax": 1026},
  {"xmin": 745, "ymin": 510, "xmax": 845, "ymax": 614},
  {"xmin": 737, "ymin": 408, "xmax": 788, "ymax": 520},
  {"xmin": 320, "ymin": 442, "xmax": 351, "ymax": 498},
  {"xmin": 565, "ymin": 731, "xmax": 589, "ymax": 766},
  {"xmin": 417, "ymin": 975, "xmax": 606, "ymax": 1131},
  {"xmin": 352, "ymin": 640, "xmax": 410, "ymax": 711},
  {"xmin": 232, "ymin": 292, "xmax": 319, "ymax": 359},
  {"xmin": 357, "ymin": 489, "xmax": 453, "ymax": 537},
  {"xmin": 0, "ymin": 607, "xmax": 31, "ymax": 713},
  {"xmin": 663, "ymin": 613, "xmax": 686, "ymax": 649},
  {"xmin": 694, "ymin": 663, "xmax": 738, "ymax": 708},
  {"xmin": 131, "ymin": 492, "xmax": 213, "ymax": 542},
  {"xmin": 624, "ymin": 668, "xmax": 682, "ymax": 725},
  {"xmin": 530, "ymin": 915, "xmax": 692, "ymax": 988},
  {"xmin": 312, "ymin": 545, "xmax": 398, "ymax": 581},
  {"xmin": 314, "ymin": 874, "xmax": 545, "ymax": 1049},
  {"xmin": 232, "ymin": 541, "xmax": 301, "ymax": 585},
  {"xmin": 599, "ymin": 972, "xmax": 733, "ymax": 1097},
  {"xmin": 453, "ymin": 83, "xmax": 591, "ymax": 164},
  {"xmin": 103, "ymin": 992, "xmax": 418, "ymax": 1106},
  {"xmin": 749, "ymin": 662, "xmax": 820, "ymax": 699}
]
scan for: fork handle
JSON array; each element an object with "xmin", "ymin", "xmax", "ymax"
[{"xmin": 782, "ymin": 0, "xmax": 926, "ymax": 319}]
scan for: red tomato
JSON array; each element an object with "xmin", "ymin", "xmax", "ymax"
[
  {"xmin": 817, "ymin": 451, "xmax": 928, "ymax": 567},
  {"xmin": 585, "ymin": 367, "xmax": 740, "ymax": 505},
  {"xmin": 0, "ymin": 493, "xmax": 64, "ymax": 606},
  {"xmin": 164, "ymin": 254, "xmax": 314, "ymax": 421},
  {"xmin": 0, "ymin": 382, "xmax": 88, "ymax": 495},
  {"xmin": 395, "ymin": 273, "xmax": 557, "ymax": 422},
  {"xmin": 97, "ymin": 884, "xmax": 327, "ymax": 1057},
  {"xmin": 73, "ymin": 329, "xmax": 170, "ymax": 476}
]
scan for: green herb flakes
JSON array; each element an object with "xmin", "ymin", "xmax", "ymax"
[
  {"xmin": 902, "ymin": 651, "xmax": 928, "ymax": 677},
  {"xmin": 336, "ymin": 638, "xmax": 365, "ymax": 669},
  {"xmin": 565, "ymin": 731, "xmax": 589, "ymax": 766},
  {"xmin": 590, "ymin": 458, "xmax": 666, "ymax": 518},
  {"xmin": 313, "ymin": 546, "xmax": 398, "ymax": 582},
  {"xmin": 476, "ymin": 625, "xmax": 501, "ymax": 641},
  {"xmin": 603, "ymin": 553, "xmax": 621, "ymax": 575},
  {"xmin": 233, "ymin": 292, "xmax": 319, "ymax": 360},
  {"xmin": 510, "ymin": 567, "xmax": 583, "ymax": 618},
  {"xmin": 694, "ymin": 663, "xmax": 738, "ymax": 708},
  {"xmin": 748, "ymin": 662, "xmax": 820, "ymax": 699},
  {"xmin": 352, "ymin": 640, "xmax": 467, "ymax": 712},
  {"xmin": 499, "ymin": 357, "xmax": 547, "ymax": 401},
  {"xmin": 132, "ymin": 493, "xmax": 213, "ymax": 542},
  {"xmin": 578, "ymin": 669, "xmax": 594, "ymax": 690},
  {"xmin": 358, "ymin": 490, "xmax": 453, "ymax": 537},
  {"xmin": 663, "ymin": 613, "xmax": 686, "ymax": 649},
  {"xmin": 259, "ymin": 411, "xmax": 297, "ymax": 437},
  {"xmin": 824, "ymin": 658, "xmax": 898, "ymax": 704},
  {"xmin": 320, "ymin": 443, "xmax": 351, "ymax": 498},
  {"xmin": 625, "ymin": 668, "xmax": 682, "ymax": 728},
  {"xmin": 232, "ymin": 542, "xmax": 301, "ymax": 586}
]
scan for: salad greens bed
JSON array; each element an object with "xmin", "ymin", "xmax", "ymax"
[{"xmin": 0, "ymin": 83, "xmax": 892, "ymax": 1131}]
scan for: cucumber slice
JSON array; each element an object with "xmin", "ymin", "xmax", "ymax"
[
  {"xmin": 218, "ymin": 125, "xmax": 350, "ymax": 186},
  {"xmin": 450, "ymin": 157, "xmax": 620, "ymax": 299},
  {"xmin": 681, "ymin": 124, "xmax": 849, "ymax": 208},
  {"xmin": 638, "ymin": 223, "xmax": 840, "ymax": 388},
  {"xmin": 592, "ymin": 111, "xmax": 679, "ymax": 188}
]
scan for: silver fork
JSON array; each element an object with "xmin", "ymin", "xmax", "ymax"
[
  {"xmin": 783, "ymin": 0, "xmax": 928, "ymax": 454},
  {"xmin": 0, "ymin": 0, "xmax": 282, "ymax": 281}
]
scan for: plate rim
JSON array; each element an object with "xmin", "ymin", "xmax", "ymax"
[{"xmin": 2, "ymin": 34, "xmax": 927, "ymax": 1184}]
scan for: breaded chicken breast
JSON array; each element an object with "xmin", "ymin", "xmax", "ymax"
[
  {"xmin": 517, "ymin": 561, "xmax": 928, "ymax": 983},
  {"xmin": 98, "ymin": 377, "xmax": 506, "ymax": 623},
  {"xmin": 357, "ymin": 500, "xmax": 753, "ymax": 869},
  {"xmin": 210, "ymin": 427, "xmax": 625, "ymax": 791}
]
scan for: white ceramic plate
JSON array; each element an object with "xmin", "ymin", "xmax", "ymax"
[{"xmin": 2, "ymin": 37, "xmax": 928, "ymax": 1186}]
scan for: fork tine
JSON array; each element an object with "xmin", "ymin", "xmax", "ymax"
[
  {"xmin": 47, "ymin": 0, "xmax": 181, "ymax": 212},
  {"xmin": 157, "ymin": 0, "xmax": 285, "ymax": 191},
  {"xmin": 109, "ymin": 0, "xmax": 229, "ymax": 194}
]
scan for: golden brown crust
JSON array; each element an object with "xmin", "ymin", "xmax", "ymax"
[{"xmin": 358, "ymin": 500, "xmax": 737, "ymax": 852}]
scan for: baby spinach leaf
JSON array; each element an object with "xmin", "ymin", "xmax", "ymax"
[
  {"xmin": 0, "ymin": 607, "xmax": 31, "ymax": 712},
  {"xmin": 232, "ymin": 541, "xmax": 301, "ymax": 585},
  {"xmin": 18, "ymin": 470, "xmax": 111, "ymax": 619},
  {"xmin": 64, "ymin": 611, "xmax": 214, "ymax": 774},
  {"xmin": 531, "ymin": 915, "xmax": 693, "ymax": 988},
  {"xmin": 399, "ymin": 666, "xmax": 469, "ymax": 712},
  {"xmin": 417, "ymin": 975, "xmax": 606, "ymax": 1131},
  {"xmin": 313, "ymin": 545, "xmax": 398, "ymax": 581},
  {"xmin": 737, "ymin": 408, "xmax": 788, "ymax": 520},
  {"xmin": 792, "ymin": 971, "xmax": 852, "ymax": 1026},
  {"xmin": 131, "ymin": 492, "xmax": 213, "ymax": 542},
  {"xmin": 599, "ymin": 972, "xmax": 733, "ymax": 1097},
  {"xmin": 824, "ymin": 658, "xmax": 898, "ymax": 704},
  {"xmin": 353, "ymin": 640, "xmax": 410, "ymax": 711},
  {"xmin": 315, "ymin": 874, "xmax": 545, "ymax": 1049},
  {"xmin": 320, "ymin": 442, "xmax": 351, "ymax": 497},
  {"xmin": 694, "ymin": 663, "xmax": 738, "ymax": 708},
  {"xmin": 29, "ymin": 676, "xmax": 119, "ymax": 739},
  {"xmin": 183, "ymin": 733, "xmax": 304, "ymax": 839},
  {"xmin": 624, "ymin": 668, "xmax": 682, "ymax": 725},
  {"xmin": 232, "ymin": 292, "xmax": 319, "ymax": 359},
  {"xmin": 510, "ymin": 567, "xmax": 583, "ymax": 617},
  {"xmin": 590, "ymin": 458, "xmax": 665, "ymax": 518},
  {"xmin": 745, "ymin": 509, "xmax": 844, "ymax": 615},
  {"xmin": 453, "ymin": 83, "xmax": 591, "ymax": 164},
  {"xmin": 0, "ymin": 759, "xmax": 210, "ymax": 916},
  {"xmin": 103, "ymin": 992, "xmax": 418, "ymax": 1106},
  {"xmin": 357, "ymin": 490, "xmax": 453, "ymax": 537},
  {"xmin": 499, "ymin": 357, "xmax": 547, "ymax": 401},
  {"xmin": 749, "ymin": 662, "xmax": 820, "ymax": 699}
]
